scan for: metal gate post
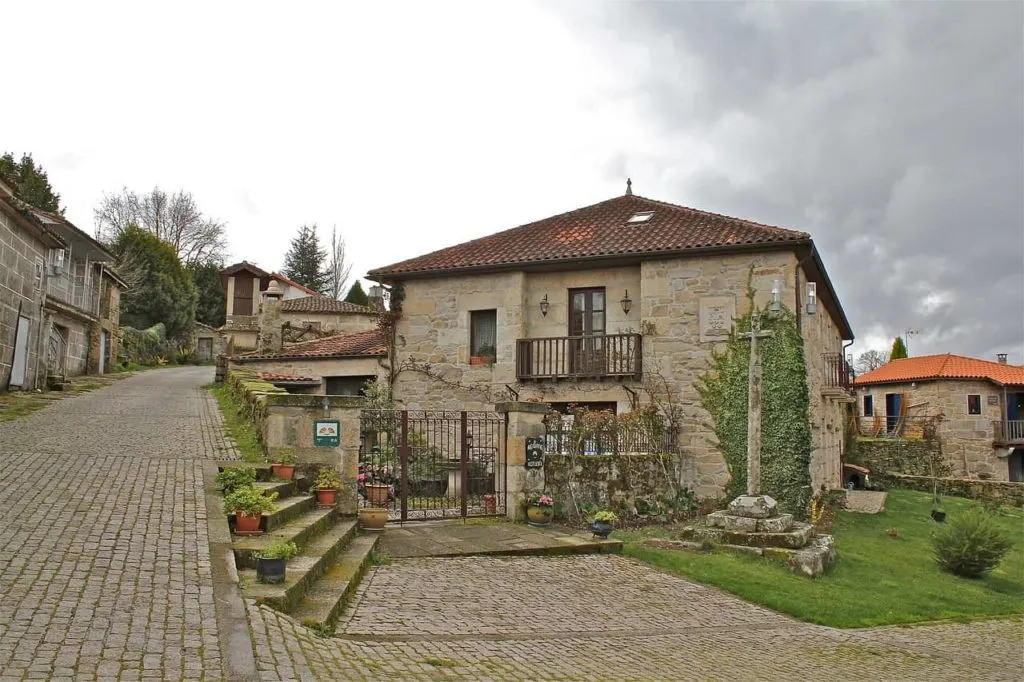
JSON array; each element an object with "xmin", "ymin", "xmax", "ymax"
[
  {"xmin": 460, "ymin": 411, "xmax": 469, "ymax": 518},
  {"xmin": 399, "ymin": 410, "xmax": 409, "ymax": 522}
]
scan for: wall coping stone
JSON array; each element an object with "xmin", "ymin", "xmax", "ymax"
[
  {"xmin": 264, "ymin": 393, "xmax": 366, "ymax": 409},
  {"xmin": 495, "ymin": 401, "xmax": 551, "ymax": 414}
]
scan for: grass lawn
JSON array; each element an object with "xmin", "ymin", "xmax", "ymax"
[
  {"xmin": 206, "ymin": 383, "xmax": 266, "ymax": 463},
  {"xmin": 620, "ymin": 489, "xmax": 1024, "ymax": 628}
]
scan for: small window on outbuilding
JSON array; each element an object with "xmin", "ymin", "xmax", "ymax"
[
  {"xmin": 863, "ymin": 395, "xmax": 873, "ymax": 417},
  {"xmin": 967, "ymin": 394, "xmax": 982, "ymax": 415},
  {"xmin": 324, "ymin": 375, "xmax": 375, "ymax": 396},
  {"xmin": 470, "ymin": 310, "xmax": 497, "ymax": 360}
]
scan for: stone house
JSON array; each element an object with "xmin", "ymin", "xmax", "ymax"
[
  {"xmin": 366, "ymin": 184, "xmax": 855, "ymax": 499},
  {"xmin": 228, "ymin": 281, "xmax": 386, "ymax": 395},
  {"xmin": 219, "ymin": 261, "xmax": 378, "ymax": 351},
  {"xmin": 854, "ymin": 354, "xmax": 1024, "ymax": 482},
  {"xmin": 193, "ymin": 323, "xmax": 218, "ymax": 362},
  {"xmin": 1, "ymin": 179, "xmax": 126, "ymax": 390}
]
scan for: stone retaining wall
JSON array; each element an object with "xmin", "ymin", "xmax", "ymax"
[
  {"xmin": 881, "ymin": 472, "xmax": 1024, "ymax": 507},
  {"xmin": 543, "ymin": 452, "xmax": 689, "ymax": 518},
  {"xmin": 853, "ymin": 437, "xmax": 951, "ymax": 478}
]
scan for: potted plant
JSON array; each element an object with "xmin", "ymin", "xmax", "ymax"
[
  {"xmin": 525, "ymin": 494, "xmax": 554, "ymax": 527},
  {"xmin": 271, "ymin": 452, "xmax": 295, "ymax": 481},
  {"xmin": 470, "ymin": 345, "xmax": 496, "ymax": 366},
  {"xmin": 313, "ymin": 468, "xmax": 342, "ymax": 508},
  {"xmin": 358, "ymin": 507, "xmax": 389, "ymax": 531},
  {"xmin": 224, "ymin": 485, "xmax": 278, "ymax": 536},
  {"xmin": 214, "ymin": 465, "xmax": 257, "ymax": 496},
  {"xmin": 359, "ymin": 462, "xmax": 395, "ymax": 507},
  {"xmin": 255, "ymin": 540, "xmax": 298, "ymax": 584},
  {"xmin": 590, "ymin": 510, "xmax": 619, "ymax": 539}
]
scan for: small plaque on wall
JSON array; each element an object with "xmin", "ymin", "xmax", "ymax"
[
  {"xmin": 525, "ymin": 437, "xmax": 545, "ymax": 469},
  {"xmin": 987, "ymin": 394, "xmax": 999, "ymax": 406},
  {"xmin": 699, "ymin": 296, "xmax": 736, "ymax": 342},
  {"xmin": 313, "ymin": 419, "xmax": 340, "ymax": 447}
]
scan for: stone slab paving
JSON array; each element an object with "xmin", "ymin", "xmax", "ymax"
[
  {"xmin": 845, "ymin": 490, "xmax": 888, "ymax": 513},
  {"xmin": 249, "ymin": 554, "xmax": 1023, "ymax": 680},
  {"xmin": 0, "ymin": 367, "xmax": 238, "ymax": 681},
  {"xmin": 378, "ymin": 520, "xmax": 620, "ymax": 558}
]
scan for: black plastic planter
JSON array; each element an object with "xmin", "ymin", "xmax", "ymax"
[
  {"xmin": 930, "ymin": 509, "xmax": 946, "ymax": 523},
  {"xmin": 590, "ymin": 521, "xmax": 614, "ymax": 539},
  {"xmin": 257, "ymin": 557, "xmax": 287, "ymax": 584}
]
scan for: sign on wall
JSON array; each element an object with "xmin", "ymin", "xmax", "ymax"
[
  {"xmin": 525, "ymin": 437, "xmax": 545, "ymax": 469},
  {"xmin": 314, "ymin": 419, "xmax": 340, "ymax": 447},
  {"xmin": 699, "ymin": 296, "xmax": 736, "ymax": 342}
]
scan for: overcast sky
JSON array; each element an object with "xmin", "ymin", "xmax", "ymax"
[{"xmin": 4, "ymin": 1, "xmax": 1022, "ymax": 362}]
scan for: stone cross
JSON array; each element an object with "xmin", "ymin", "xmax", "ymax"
[{"xmin": 740, "ymin": 314, "xmax": 774, "ymax": 496}]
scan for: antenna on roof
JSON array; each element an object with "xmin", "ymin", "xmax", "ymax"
[{"xmin": 625, "ymin": 178, "xmax": 633, "ymax": 196}]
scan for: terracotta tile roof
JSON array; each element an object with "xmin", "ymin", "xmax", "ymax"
[
  {"xmin": 221, "ymin": 261, "xmax": 270, "ymax": 277},
  {"xmin": 257, "ymin": 372, "xmax": 317, "ymax": 383},
  {"xmin": 279, "ymin": 295, "xmax": 371, "ymax": 314},
  {"xmin": 368, "ymin": 193, "xmax": 809, "ymax": 278},
  {"xmin": 237, "ymin": 329, "xmax": 386, "ymax": 361},
  {"xmin": 270, "ymin": 272, "xmax": 318, "ymax": 296},
  {"xmin": 854, "ymin": 354, "xmax": 1024, "ymax": 387}
]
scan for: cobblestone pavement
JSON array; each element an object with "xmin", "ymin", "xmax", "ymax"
[
  {"xmin": 0, "ymin": 367, "xmax": 237, "ymax": 681},
  {"xmin": 250, "ymin": 555, "xmax": 1023, "ymax": 681}
]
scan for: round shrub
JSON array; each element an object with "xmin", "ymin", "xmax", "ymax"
[{"xmin": 932, "ymin": 509, "xmax": 1014, "ymax": 579}]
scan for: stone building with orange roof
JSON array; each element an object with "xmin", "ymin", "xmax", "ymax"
[{"xmin": 854, "ymin": 353, "xmax": 1024, "ymax": 481}]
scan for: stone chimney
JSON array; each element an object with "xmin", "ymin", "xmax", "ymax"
[
  {"xmin": 367, "ymin": 285, "xmax": 385, "ymax": 312},
  {"xmin": 997, "ymin": 353, "xmax": 1008, "ymax": 365},
  {"xmin": 258, "ymin": 279, "xmax": 284, "ymax": 354}
]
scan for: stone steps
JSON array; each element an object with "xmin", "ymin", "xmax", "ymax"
[
  {"xmin": 232, "ymin": 507, "xmax": 338, "ymax": 569},
  {"xmin": 240, "ymin": 519, "xmax": 359, "ymax": 612},
  {"xmin": 256, "ymin": 478, "xmax": 301, "ymax": 499},
  {"xmin": 289, "ymin": 534, "xmax": 379, "ymax": 630}
]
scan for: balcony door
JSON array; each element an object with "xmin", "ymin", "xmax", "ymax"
[{"xmin": 569, "ymin": 288, "xmax": 605, "ymax": 376}]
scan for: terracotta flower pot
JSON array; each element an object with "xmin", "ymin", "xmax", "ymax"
[
  {"xmin": 483, "ymin": 494, "xmax": 497, "ymax": 515},
  {"xmin": 526, "ymin": 505, "xmax": 553, "ymax": 527},
  {"xmin": 234, "ymin": 512, "xmax": 263, "ymax": 536},
  {"xmin": 359, "ymin": 507, "xmax": 388, "ymax": 531},
  {"xmin": 271, "ymin": 463, "xmax": 295, "ymax": 480},
  {"xmin": 469, "ymin": 356, "xmax": 495, "ymax": 366},
  {"xmin": 315, "ymin": 488, "xmax": 338, "ymax": 509},
  {"xmin": 365, "ymin": 483, "xmax": 390, "ymax": 506}
]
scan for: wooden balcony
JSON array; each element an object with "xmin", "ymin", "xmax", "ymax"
[
  {"xmin": 822, "ymin": 353, "xmax": 854, "ymax": 393},
  {"xmin": 516, "ymin": 334, "xmax": 642, "ymax": 380},
  {"xmin": 993, "ymin": 420, "xmax": 1024, "ymax": 446}
]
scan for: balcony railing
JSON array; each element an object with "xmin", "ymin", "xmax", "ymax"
[
  {"xmin": 823, "ymin": 353, "xmax": 854, "ymax": 391},
  {"xmin": 857, "ymin": 415, "xmax": 933, "ymax": 439},
  {"xmin": 993, "ymin": 420, "xmax": 1024, "ymax": 445},
  {"xmin": 45, "ymin": 273, "xmax": 100, "ymax": 316},
  {"xmin": 516, "ymin": 334, "xmax": 642, "ymax": 380}
]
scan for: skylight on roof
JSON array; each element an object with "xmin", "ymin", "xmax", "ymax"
[{"xmin": 627, "ymin": 211, "xmax": 654, "ymax": 224}]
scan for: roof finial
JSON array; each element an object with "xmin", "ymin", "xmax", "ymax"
[{"xmin": 625, "ymin": 178, "xmax": 633, "ymax": 196}]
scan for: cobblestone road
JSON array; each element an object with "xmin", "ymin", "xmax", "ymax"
[
  {"xmin": 251, "ymin": 555, "xmax": 1023, "ymax": 681},
  {"xmin": 0, "ymin": 368, "xmax": 236, "ymax": 681}
]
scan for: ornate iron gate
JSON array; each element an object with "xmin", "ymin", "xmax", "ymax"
[{"xmin": 358, "ymin": 410, "xmax": 507, "ymax": 521}]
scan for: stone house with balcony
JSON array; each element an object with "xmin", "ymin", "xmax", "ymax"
[
  {"xmin": 1, "ymin": 180, "xmax": 126, "ymax": 390},
  {"xmin": 366, "ymin": 184, "xmax": 855, "ymax": 498},
  {"xmin": 854, "ymin": 354, "xmax": 1024, "ymax": 482}
]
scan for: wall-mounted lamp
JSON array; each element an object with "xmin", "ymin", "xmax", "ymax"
[
  {"xmin": 769, "ymin": 279, "xmax": 781, "ymax": 313},
  {"xmin": 620, "ymin": 290, "xmax": 633, "ymax": 315},
  {"xmin": 806, "ymin": 282, "xmax": 817, "ymax": 315},
  {"xmin": 539, "ymin": 294, "xmax": 549, "ymax": 316},
  {"xmin": 321, "ymin": 396, "xmax": 331, "ymax": 417}
]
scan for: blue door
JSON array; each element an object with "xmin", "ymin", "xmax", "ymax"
[{"xmin": 885, "ymin": 393, "xmax": 902, "ymax": 434}]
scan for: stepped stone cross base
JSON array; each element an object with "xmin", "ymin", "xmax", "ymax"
[{"xmin": 679, "ymin": 494, "xmax": 837, "ymax": 577}]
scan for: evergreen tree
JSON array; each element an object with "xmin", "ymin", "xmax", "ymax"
[
  {"xmin": 188, "ymin": 260, "xmax": 227, "ymax": 328},
  {"xmin": 890, "ymin": 336, "xmax": 909, "ymax": 359},
  {"xmin": 344, "ymin": 281, "xmax": 369, "ymax": 306},
  {"xmin": 113, "ymin": 225, "xmax": 197, "ymax": 339},
  {"xmin": 282, "ymin": 224, "xmax": 330, "ymax": 293},
  {"xmin": 0, "ymin": 152, "xmax": 63, "ymax": 213}
]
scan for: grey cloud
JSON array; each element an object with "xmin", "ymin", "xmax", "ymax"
[{"xmin": 564, "ymin": 0, "xmax": 1024, "ymax": 361}]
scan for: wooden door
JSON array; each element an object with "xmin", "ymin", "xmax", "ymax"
[
  {"xmin": 234, "ymin": 275, "xmax": 254, "ymax": 316},
  {"xmin": 569, "ymin": 288, "xmax": 606, "ymax": 376}
]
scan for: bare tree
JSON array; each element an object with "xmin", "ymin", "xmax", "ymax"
[
  {"xmin": 328, "ymin": 224, "xmax": 353, "ymax": 300},
  {"xmin": 94, "ymin": 187, "xmax": 227, "ymax": 265},
  {"xmin": 856, "ymin": 349, "xmax": 890, "ymax": 373}
]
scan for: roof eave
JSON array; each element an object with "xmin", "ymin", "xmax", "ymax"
[{"xmin": 367, "ymin": 239, "xmax": 810, "ymax": 283}]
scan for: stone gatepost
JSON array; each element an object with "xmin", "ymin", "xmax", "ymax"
[
  {"xmin": 495, "ymin": 401, "xmax": 550, "ymax": 521},
  {"xmin": 262, "ymin": 393, "xmax": 365, "ymax": 516}
]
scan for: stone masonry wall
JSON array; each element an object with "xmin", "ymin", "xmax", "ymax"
[
  {"xmin": 880, "ymin": 472, "xmax": 1024, "ymax": 507},
  {"xmin": 853, "ymin": 437, "xmax": 951, "ymax": 478},
  {"xmin": 0, "ymin": 204, "xmax": 47, "ymax": 389},
  {"xmin": 857, "ymin": 379, "xmax": 1008, "ymax": 480},
  {"xmin": 543, "ymin": 453, "xmax": 681, "ymax": 519},
  {"xmin": 281, "ymin": 311, "xmax": 377, "ymax": 337},
  {"xmin": 230, "ymin": 356, "xmax": 384, "ymax": 393}
]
